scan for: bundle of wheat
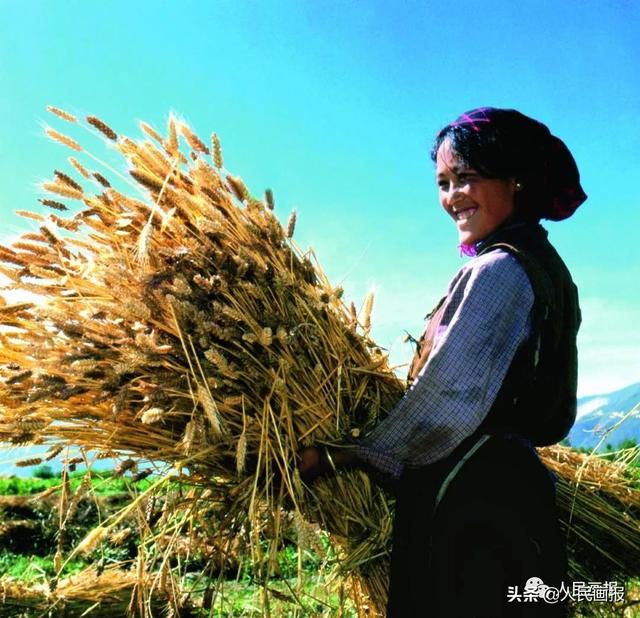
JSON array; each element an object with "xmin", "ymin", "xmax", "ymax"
[
  {"xmin": 0, "ymin": 106, "xmax": 402, "ymax": 614},
  {"xmin": 0, "ymin": 566, "xmax": 174, "ymax": 617},
  {"xmin": 0, "ymin": 107, "xmax": 638, "ymax": 616},
  {"xmin": 539, "ymin": 445, "xmax": 640, "ymax": 583}
]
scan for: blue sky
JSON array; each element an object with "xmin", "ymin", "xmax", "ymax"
[{"xmin": 0, "ymin": 0, "xmax": 638, "ymax": 396}]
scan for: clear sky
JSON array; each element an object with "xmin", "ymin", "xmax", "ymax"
[{"xmin": 0, "ymin": 0, "xmax": 638, "ymax": 396}]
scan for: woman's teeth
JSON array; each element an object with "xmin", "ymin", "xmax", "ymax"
[{"xmin": 455, "ymin": 207, "xmax": 478, "ymax": 221}]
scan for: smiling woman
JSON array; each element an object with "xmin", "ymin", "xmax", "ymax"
[{"xmin": 300, "ymin": 106, "xmax": 588, "ymax": 617}]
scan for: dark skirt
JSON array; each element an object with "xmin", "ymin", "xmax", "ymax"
[{"xmin": 386, "ymin": 435, "xmax": 568, "ymax": 618}]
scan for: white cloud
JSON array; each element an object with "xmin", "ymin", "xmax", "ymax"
[
  {"xmin": 577, "ymin": 396, "xmax": 608, "ymax": 418},
  {"xmin": 577, "ymin": 297, "xmax": 640, "ymax": 396}
]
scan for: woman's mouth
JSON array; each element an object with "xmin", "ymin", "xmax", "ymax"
[{"xmin": 453, "ymin": 207, "xmax": 478, "ymax": 222}]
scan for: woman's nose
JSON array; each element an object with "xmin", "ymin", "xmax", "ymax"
[{"xmin": 447, "ymin": 180, "xmax": 464, "ymax": 201}]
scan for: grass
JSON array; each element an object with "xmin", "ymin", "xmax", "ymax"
[
  {"xmin": 0, "ymin": 470, "xmax": 358, "ymax": 616},
  {"xmin": 202, "ymin": 577, "xmax": 356, "ymax": 617},
  {"xmin": 0, "ymin": 469, "xmax": 155, "ymax": 496},
  {"xmin": 0, "ymin": 551, "xmax": 86, "ymax": 583}
]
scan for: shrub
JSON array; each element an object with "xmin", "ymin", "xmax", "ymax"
[{"xmin": 32, "ymin": 465, "xmax": 55, "ymax": 480}]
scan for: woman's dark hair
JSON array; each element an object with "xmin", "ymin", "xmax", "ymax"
[{"xmin": 430, "ymin": 108, "xmax": 558, "ymax": 222}]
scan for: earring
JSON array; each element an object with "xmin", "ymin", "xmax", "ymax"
[{"xmin": 515, "ymin": 181, "xmax": 523, "ymax": 191}]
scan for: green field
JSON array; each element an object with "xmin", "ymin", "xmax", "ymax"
[{"xmin": 0, "ymin": 467, "xmax": 358, "ymax": 617}]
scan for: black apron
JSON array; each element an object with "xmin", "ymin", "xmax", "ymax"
[{"xmin": 386, "ymin": 433, "xmax": 568, "ymax": 618}]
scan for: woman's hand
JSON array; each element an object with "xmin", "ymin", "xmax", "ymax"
[
  {"xmin": 297, "ymin": 447, "xmax": 327, "ymax": 484},
  {"xmin": 297, "ymin": 446, "xmax": 358, "ymax": 484}
]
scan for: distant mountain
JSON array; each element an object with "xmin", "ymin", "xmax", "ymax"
[{"xmin": 568, "ymin": 382, "xmax": 640, "ymax": 450}]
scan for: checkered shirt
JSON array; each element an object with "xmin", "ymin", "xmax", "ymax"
[{"xmin": 356, "ymin": 248, "xmax": 534, "ymax": 479}]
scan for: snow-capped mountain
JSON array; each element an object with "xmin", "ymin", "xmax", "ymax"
[{"xmin": 568, "ymin": 382, "xmax": 640, "ymax": 450}]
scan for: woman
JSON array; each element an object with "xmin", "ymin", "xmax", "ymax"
[{"xmin": 300, "ymin": 107, "xmax": 586, "ymax": 617}]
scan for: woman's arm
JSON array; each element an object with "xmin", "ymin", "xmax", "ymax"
[{"xmin": 356, "ymin": 249, "xmax": 534, "ymax": 478}]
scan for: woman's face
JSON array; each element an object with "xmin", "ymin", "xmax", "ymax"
[{"xmin": 436, "ymin": 139, "xmax": 517, "ymax": 246}]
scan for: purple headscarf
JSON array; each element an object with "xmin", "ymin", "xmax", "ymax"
[{"xmin": 435, "ymin": 107, "xmax": 588, "ymax": 256}]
